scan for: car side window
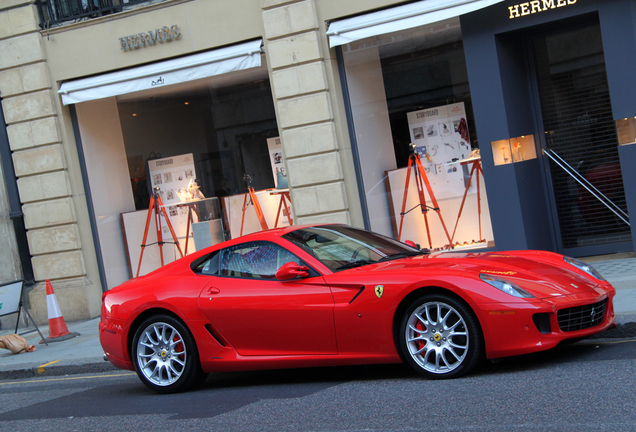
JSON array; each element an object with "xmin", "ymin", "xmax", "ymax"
[
  {"xmin": 191, "ymin": 251, "xmax": 220, "ymax": 275},
  {"xmin": 220, "ymin": 241, "xmax": 302, "ymax": 279}
]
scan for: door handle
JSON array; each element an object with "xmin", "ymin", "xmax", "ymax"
[{"xmin": 206, "ymin": 287, "xmax": 220, "ymax": 301}]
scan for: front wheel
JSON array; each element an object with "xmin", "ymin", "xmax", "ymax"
[
  {"xmin": 132, "ymin": 314, "xmax": 206, "ymax": 393},
  {"xmin": 399, "ymin": 294, "xmax": 483, "ymax": 379}
]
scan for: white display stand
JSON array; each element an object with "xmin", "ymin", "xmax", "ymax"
[
  {"xmin": 386, "ymin": 166, "xmax": 493, "ymax": 251},
  {"xmin": 122, "ymin": 197, "xmax": 223, "ymax": 277},
  {"xmin": 121, "ymin": 209, "xmax": 192, "ymax": 277},
  {"xmin": 223, "ymin": 189, "xmax": 292, "ymax": 238}
]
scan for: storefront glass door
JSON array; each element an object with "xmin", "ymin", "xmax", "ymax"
[{"xmin": 531, "ymin": 20, "xmax": 631, "ymax": 255}]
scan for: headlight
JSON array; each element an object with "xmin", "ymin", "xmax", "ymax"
[
  {"xmin": 564, "ymin": 256, "xmax": 605, "ymax": 281},
  {"xmin": 480, "ymin": 273, "xmax": 534, "ymax": 298}
]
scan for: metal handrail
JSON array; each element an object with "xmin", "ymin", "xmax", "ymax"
[{"xmin": 543, "ymin": 148, "xmax": 630, "ymax": 226}]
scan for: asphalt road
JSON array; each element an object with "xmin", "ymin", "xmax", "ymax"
[{"xmin": 0, "ymin": 339, "xmax": 635, "ymax": 432}]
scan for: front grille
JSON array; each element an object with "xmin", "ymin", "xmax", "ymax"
[{"xmin": 557, "ymin": 298, "xmax": 607, "ymax": 332}]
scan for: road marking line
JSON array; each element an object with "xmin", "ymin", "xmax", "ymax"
[
  {"xmin": 0, "ymin": 372, "xmax": 136, "ymax": 386},
  {"xmin": 37, "ymin": 360, "xmax": 60, "ymax": 374}
]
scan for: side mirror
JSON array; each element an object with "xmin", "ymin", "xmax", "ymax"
[
  {"xmin": 404, "ymin": 240, "xmax": 420, "ymax": 249},
  {"xmin": 275, "ymin": 262, "xmax": 309, "ymax": 280}
]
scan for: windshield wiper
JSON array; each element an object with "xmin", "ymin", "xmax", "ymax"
[
  {"xmin": 335, "ymin": 260, "xmax": 376, "ymax": 270},
  {"xmin": 378, "ymin": 251, "xmax": 427, "ymax": 262}
]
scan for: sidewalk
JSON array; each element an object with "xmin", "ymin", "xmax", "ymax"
[
  {"xmin": 584, "ymin": 256, "xmax": 636, "ymax": 324},
  {"xmin": 1, "ymin": 256, "xmax": 635, "ymax": 380},
  {"xmin": 0, "ymin": 317, "xmax": 117, "ymax": 380}
]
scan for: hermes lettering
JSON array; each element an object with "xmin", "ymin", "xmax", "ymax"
[
  {"xmin": 508, "ymin": 0, "xmax": 577, "ymax": 19},
  {"xmin": 119, "ymin": 25, "xmax": 180, "ymax": 51}
]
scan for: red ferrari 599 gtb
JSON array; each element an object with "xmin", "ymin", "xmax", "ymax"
[{"xmin": 100, "ymin": 224, "xmax": 615, "ymax": 393}]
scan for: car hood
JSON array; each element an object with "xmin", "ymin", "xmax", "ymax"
[{"xmin": 349, "ymin": 251, "xmax": 603, "ymax": 299}]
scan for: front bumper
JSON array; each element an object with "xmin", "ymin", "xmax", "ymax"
[{"xmin": 478, "ymin": 285, "xmax": 615, "ymax": 359}]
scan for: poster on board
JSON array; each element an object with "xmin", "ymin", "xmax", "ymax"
[
  {"xmin": 406, "ymin": 102, "xmax": 474, "ymax": 199},
  {"xmin": 147, "ymin": 153, "xmax": 196, "ymax": 205},
  {"xmin": 267, "ymin": 137, "xmax": 288, "ymax": 189}
]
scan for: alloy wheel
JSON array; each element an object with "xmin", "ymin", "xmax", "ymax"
[
  {"xmin": 136, "ymin": 322, "xmax": 187, "ymax": 387},
  {"xmin": 404, "ymin": 300, "xmax": 469, "ymax": 374}
]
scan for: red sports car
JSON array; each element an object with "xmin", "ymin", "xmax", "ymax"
[{"xmin": 100, "ymin": 224, "xmax": 616, "ymax": 393}]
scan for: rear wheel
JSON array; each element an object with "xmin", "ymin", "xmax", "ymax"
[
  {"xmin": 132, "ymin": 314, "xmax": 206, "ymax": 393},
  {"xmin": 399, "ymin": 294, "xmax": 483, "ymax": 379}
]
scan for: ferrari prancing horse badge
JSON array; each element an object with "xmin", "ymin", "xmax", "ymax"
[{"xmin": 375, "ymin": 285, "xmax": 384, "ymax": 298}]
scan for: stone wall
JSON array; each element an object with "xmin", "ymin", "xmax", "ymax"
[{"xmin": 0, "ymin": 0, "xmax": 99, "ymax": 324}]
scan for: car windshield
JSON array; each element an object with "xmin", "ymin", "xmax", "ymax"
[{"xmin": 283, "ymin": 225, "xmax": 425, "ymax": 272}]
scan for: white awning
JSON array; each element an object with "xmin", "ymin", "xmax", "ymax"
[
  {"xmin": 58, "ymin": 39, "xmax": 263, "ymax": 105},
  {"xmin": 326, "ymin": 0, "xmax": 504, "ymax": 48}
]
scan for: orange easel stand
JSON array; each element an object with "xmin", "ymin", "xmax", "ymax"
[
  {"xmin": 240, "ymin": 187, "xmax": 269, "ymax": 236},
  {"xmin": 270, "ymin": 190, "xmax": 293, "ymax": 228},
  {"xmin": 450, "ymin": 158, "xmax": 486, "ymax": 245},
  {"xmin": 397, "ymin": 153, "xmax": 452, "ymax": 249},
  {"xmin": 136, "ymin": 192, "xmax": 184, "ymax": 277}
]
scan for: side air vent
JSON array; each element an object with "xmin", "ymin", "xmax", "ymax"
[
  {"xmin": 204, "ymin": 323, "xmax": 226, "ymax": 347},
  {"xmin": 532, "ymin": 313, "xmax": 551, "ymax": 334}
]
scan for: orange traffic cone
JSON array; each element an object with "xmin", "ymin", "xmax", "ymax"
[{"xmin": 40, "ymin": 280, "xmax": 80, "ymax": 343}]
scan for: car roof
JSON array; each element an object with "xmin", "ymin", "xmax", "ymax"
[{"xmin": 238, "ymin": 223, "xmax": 345, "ymax": 239}]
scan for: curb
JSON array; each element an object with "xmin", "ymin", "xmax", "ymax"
[{"xmin": 0, "ymin": 360, "xmax": 119, "ymax": 381}]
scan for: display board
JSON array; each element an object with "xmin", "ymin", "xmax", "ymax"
[
  {"xmin": 0, "ymin": 280, "xmax": 22, "ymax": 317},
  {"xmin": 0, "ymin": 279, "xmax": 47, "ymax": 342},
  {"xmin": 407, "ymin": 102, "xmax": 475, "ymax": 199},
  {"xmin": 147, "ymin": 153, "xmax": 196, "ymax": 205},
  {"xmin": 267, "ymin": 137, "xmax": 288, "ymax": 189}
]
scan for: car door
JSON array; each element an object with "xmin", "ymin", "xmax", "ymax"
[{"xmin": 196, "ymin": 241, "xmax": 337, "ymax": 356}]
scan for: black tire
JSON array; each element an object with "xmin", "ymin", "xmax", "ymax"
[
  {"xmin": 132, "ymin": 314, "xmax": 206, "ymax": 393},
  {"xmin": 399, "ymin": 293, "xmax": 483, "ymax": 379}
]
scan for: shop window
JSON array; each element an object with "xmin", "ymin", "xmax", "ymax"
[
  {"xmin": 118, "ymin": 76, "xmax": 279, "ymax": 209},
  {"xmin": 491, "ymin": 135, "xmax": 537, "ymax": 165},
  {"xmin": 74, "ymin": 61, "xmax": 291, "ymax": 288},
  {"xmin": 616, "ymin": 117, "xmax": 636, "ymax": 146},
  {"xmin": 341, "ymin": 18, "xmax": 494, "ymax": 251}
]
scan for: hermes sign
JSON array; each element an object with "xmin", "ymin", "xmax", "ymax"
[
  {"xmin": 119, "ymin": 25, "xmax": 180, "ymax": 51},
  {"xmin": 508, "ymin": 0, "xmax": 577, "ymax": 19}
]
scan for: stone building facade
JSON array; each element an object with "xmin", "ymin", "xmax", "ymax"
[{"xmin": 1, "ymin": 0, "xmax": 98, "ymax": 324}]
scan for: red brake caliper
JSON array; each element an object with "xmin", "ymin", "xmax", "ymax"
[
  {"xmin": 416, "ymin": 322, "xmax": 427, "ymax": 352},
  {"xmin": 174, "ymin": 335, "xmax": 184, "ymax": 361}
]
